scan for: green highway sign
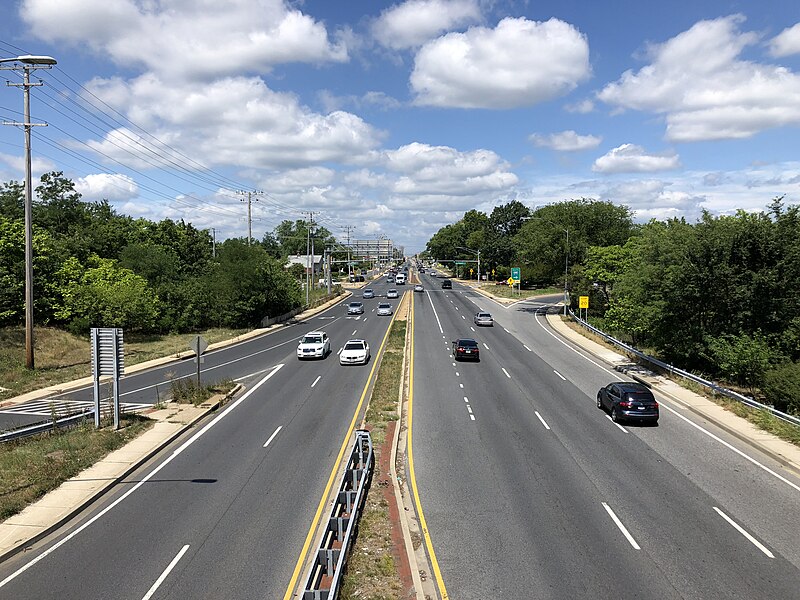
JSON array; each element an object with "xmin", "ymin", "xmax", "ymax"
[
  {"xmin": 511, "ymin": 267, "xmax": 521, "ymax": 282},
  {"xmin": 455, "ymin": 261, "xmax": 467, "ymax": 265}
]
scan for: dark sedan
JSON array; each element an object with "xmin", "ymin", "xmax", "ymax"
[
  {"xmin": 452, "ymin": 338, "xmax": 480, "ymax": 361},
  {"xmin": 597, "ymin": 382, "xmax": 659, "ymax": 424}
]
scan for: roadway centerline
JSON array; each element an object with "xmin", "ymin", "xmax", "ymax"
[
  {"xmin": 141, "ymin": 544, "xmax": 190, "ymax": 600},
  {"xmin": 713, "ymin": 507, "xmax": 774, "ymax": 558},
  {"xmin": 311, "ymin": 376, "xmax": 321, "ymax": 388},
  {"xmin": 602, "ymin": 502, "xmax": 641, "ymax": 550},
  {"xmin": 263, "ymin": 426, "xmax": 282, "ymax": 448}
]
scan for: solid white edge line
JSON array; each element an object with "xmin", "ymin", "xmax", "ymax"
[
  {"xmin": 602, "ymin": 502, "xmax": 641, "ymax": 550},
  {"xmin": 712, "ymin": 507, "xmax": 774, "ymax": 558},
  {"xmin": 501, "ymin": 367, "xmax": 511, "ymax": 379},
  {"xmin": 605, "ymin": 414, "xmax": 628, "ymax": 433},
  {"xmin": 535, "ymin": 411, "xmax": 551, "ymax": 430},
  {"xmin": 553, "ymin": 370, "xmax": 566, "ymax": 381},
  {"xmin": 311, "ymin": 375, "xmax": 321, "ymax": 388},
  {"xmin": 141, "ymin": 544, "xmax": 190, "ymax": 600},
  {"xmin": 263, "ymin": 425, "xmax": 283, "ymax": 448},
  {"xmin": 658, "ymin": 403, "xmax": 800, "ymax": 493},
  {"xmin": 0, "ymin": 364, "xmax": 285, "ymax": 590},
  {"xmin": 533, "ymin": 311, "xmax": 800, "ymax": 494}
]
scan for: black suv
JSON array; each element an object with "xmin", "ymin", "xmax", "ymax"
[
  {"xmin": 441, "ymin": 279, "xmax": 452, "ymax": 289},
  {"xmin": 452, "ymin": 338, "xmax": 480, "ymax": 361},
  {"xmin": 597, "ymin": 382, "xmax": 659, "ymax": 424}
]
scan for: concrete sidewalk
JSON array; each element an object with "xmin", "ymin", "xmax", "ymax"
[
  {"xmin": 0, "ymin": 292, "xmax": 351, "ymax": 563},
  {"xmin": 0, "ymin": 401, "xmax": 212, "ymax": 562},
  {"xmin": 545, "ymin": 312, "xmax": 800, "ymax": 477}
]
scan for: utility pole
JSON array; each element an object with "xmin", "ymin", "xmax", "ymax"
[
  {"xmin": 1, "ymin": 54, "xmax": 57, "ymax": 369},
  {"xmin": 211, "ymin": 227, "xmax": 216, "ymax": 258},
  {"xmin": 237, "ymin": 190, "xmax": 261, "ymax": 245},
  {"xmin": 303, "ymin": 211, "xmax": 315, "ymax": 304},
  {"xmin": 342, "ymin": 225, "xmax": 355, "ymax": 280}
]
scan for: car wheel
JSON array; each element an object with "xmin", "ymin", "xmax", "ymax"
[
  {"xmin": 596, "ymin": 396, "xmax": 603, "ymax": 409},
  {"xmin": 611, "ymin": 407, "xmax": 620, "ymax": 423}
]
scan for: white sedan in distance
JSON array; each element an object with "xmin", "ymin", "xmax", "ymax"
[
  {"xmin": 377, "ymin": 302, "xmax": 393, "ymax": 316},
  {"xmin": 339, "ymin": 339, "xmax": 370, "ymax": 365}
]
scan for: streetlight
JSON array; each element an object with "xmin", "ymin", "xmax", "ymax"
[
  {"xmin": 455, "ymin": 246, "xmax": 480, "ymax": 285},
  {"xmin": 1, "ymin": 54, "xmax": 57, "ymax": 369},
  {"xmin": 521, "ymin": 216, "xmax": 569, "ymax": 315}
]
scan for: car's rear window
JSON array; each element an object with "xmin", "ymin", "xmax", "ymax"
[
  {"xmin": 344, "ymin": 342, "xmax": 363, "ymax": 350},
  {"xmin": 627, "ymin": 392, "xmax": 655, "ymax": 402},
  {"xmin": 302, "ymin": 336, "xmax": 322, "ymax": 344},
  {"xmin": 478, "ymin": 313, "xmax": 491, "ymax": 318},
  {"xmin": 458, "ymin": 339, "xmax": 478, "ymax": 347},
  {"xmin": 379, "ymin": 303, "xmax": 391, "ymax": 308},
  {"xmin": 350, "ymin": 302, "xmax": 362, "ymax": 307}
]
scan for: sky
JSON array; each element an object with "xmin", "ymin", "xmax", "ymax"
[{"xmin": 1, "ymin": 0, "xmax": 799, "ymax": 253}]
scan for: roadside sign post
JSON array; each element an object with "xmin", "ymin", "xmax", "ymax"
[
  {"xmin": 511, "ymin": 267, "xmax": 521, "ymax": 296},
  {"xmin": 190, "ymin": 335, "xmax": 209, "ymax": 389},
  {"xmin": 579, "ymin": 295, "xmax": 589, "ymax": 320},
  {"xmin": 90, "ymin": 327, "xmax": 125, "ymax": 429}
]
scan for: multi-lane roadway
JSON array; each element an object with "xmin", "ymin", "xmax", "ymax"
[
  {"xmin": 2, "ymin": 267, "xmax": 799, "ymax": 599},
  {"xmin": 0, "ymin": 279, "xmax": 401, "ymax": 599},
  {"xmin": 409, "ymin": 270, "xmax": 800, "ymax": 599}
]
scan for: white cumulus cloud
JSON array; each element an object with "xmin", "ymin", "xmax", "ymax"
[
  {"xmin": 598, "ymin": 15, "xmax": 800, "ymax": 141},
  {"xmin": 769, "ymin": 22, "xmax": 800, "ymax": 57},
  {"xmin": 372, "ymin": 0, "xmax": 482, "ymax": 50},
  {"xmin": 75, "ymin": 173, "xmax": 139, "ymax": 201},
  {"xmin": 592, "ymin": 144, "xmax": 680, "ymax": 174},
  {"xmin": 529, "ymin": 130, "xmax": 602, "ymax": 151},
  {"xmin": 21, "ymin": 0, "xmax": 348, "ymax": 81},
  {"xmin": 411, "ymin": 17, "xmax": 591, "ymax": 108}
]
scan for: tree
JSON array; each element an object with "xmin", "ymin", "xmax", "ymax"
[
  {"xmin": 55, "ymin": 256, "xmax": 160, "ymax": 332},
  {"xmin": 0, "ymin": 181, "xmax": 24, "ymax": 220},
  {"xmin": 273, "ymin": 220, "xmax": 333, "ymax": 257}
]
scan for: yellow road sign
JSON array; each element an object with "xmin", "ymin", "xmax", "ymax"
[
  {"xmin": 507, "ymin": 277, "xmax": 514, "ymax": 286},
  {"xmin": 579, "ymin": 295, "xmax": 589, "ymax": 309}
]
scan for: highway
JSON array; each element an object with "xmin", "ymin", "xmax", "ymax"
[
  {"xmin": 0, "ymin": 279, "xmax": 402, "ymax": 599},
  {"xmin": 410, "ymin": 271, "xmax": 800, "ymax": 599}
]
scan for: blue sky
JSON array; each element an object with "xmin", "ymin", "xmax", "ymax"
[{"xmin": 1, "ymin": 0, "xmax": 799, "ymax": 253}]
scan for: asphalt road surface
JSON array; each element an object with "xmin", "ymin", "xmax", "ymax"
[
  {"xmin": 410, "ymin": 271, "xmax": 800, "ymax": 599},
  {"xmin": 0, "ymin": 279, "xmax": 400, "ymax": 599}
]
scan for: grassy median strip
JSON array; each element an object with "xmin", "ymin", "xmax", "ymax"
[
  {"xmin": 340, "ymin": 309, "xmax": 408, "ymax": 599},
  {"xmin": 0, "ymin": 416, "xmax": 153, "ymax": 520}
]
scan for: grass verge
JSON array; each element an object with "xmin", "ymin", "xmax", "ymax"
[
  {"xmin": 0, "ymin": 415, "xmax": 154, "ymax": 520},
  {"xmin": 339, "ymin": 312, "xmax": 408, "ymax": 599},
  {"xmin": 0, "ymin": 326, "xmax": 248, "ymax": 402},
  {"xmin": 561, "ymin": 317, "xmax": 800, "ymax": 448}
]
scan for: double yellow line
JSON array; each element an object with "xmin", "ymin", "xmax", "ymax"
[
  {"xmin": 281, "ymin": 295, "xmax": 400, "ymax": 599},
  {"xmin": 282, "ymin": 291, "xmax": 449, "ymax": 599}
]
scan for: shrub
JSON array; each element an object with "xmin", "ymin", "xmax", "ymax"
[{"xmin": 762, "ymin": 362, "xmax": 800, "ymax": 415}]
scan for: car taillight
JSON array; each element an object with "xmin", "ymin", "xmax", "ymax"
[
  {"xmin": 457, "ymin": 347, "xmax": 464, "ymax": 352},
  {"xmin": 619, "ymin": 401, "xmax": 632, "ymax": 408}
]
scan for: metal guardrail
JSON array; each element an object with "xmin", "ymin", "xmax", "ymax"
[
  {"xmin": 0, "ymin": 409, "xmax": 93, "ymax": 443},
  {"xmin": 568, "ymin": 310, "xmax": 800, "ymax": 427},
  {"xmin": 303, "ymin": 429, "xmax": 374, "ymax": 600}
]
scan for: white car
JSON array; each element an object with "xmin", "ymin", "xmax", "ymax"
[
  {"xmin": 297, "ymin": 331, "xmax": 330, "ymax": 359},
  {"xmin": 414, "ymin": 284, "xmax": 424, "ymax": 293},
  {"xmin": 377, "ymin": 302, "xmax": 393, "ymax": 316},
  {"xmin": 339, "ymin": 339, "xmax": 370, "ymax": 365},
  {"xmin": 386, "ymin": 289, "xmax": 399, "ymax": 299}
]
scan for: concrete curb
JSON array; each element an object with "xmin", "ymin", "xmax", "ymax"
[{"xmin": 0, "ymin": 384, "xmax": 241, "ymax": 564}]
